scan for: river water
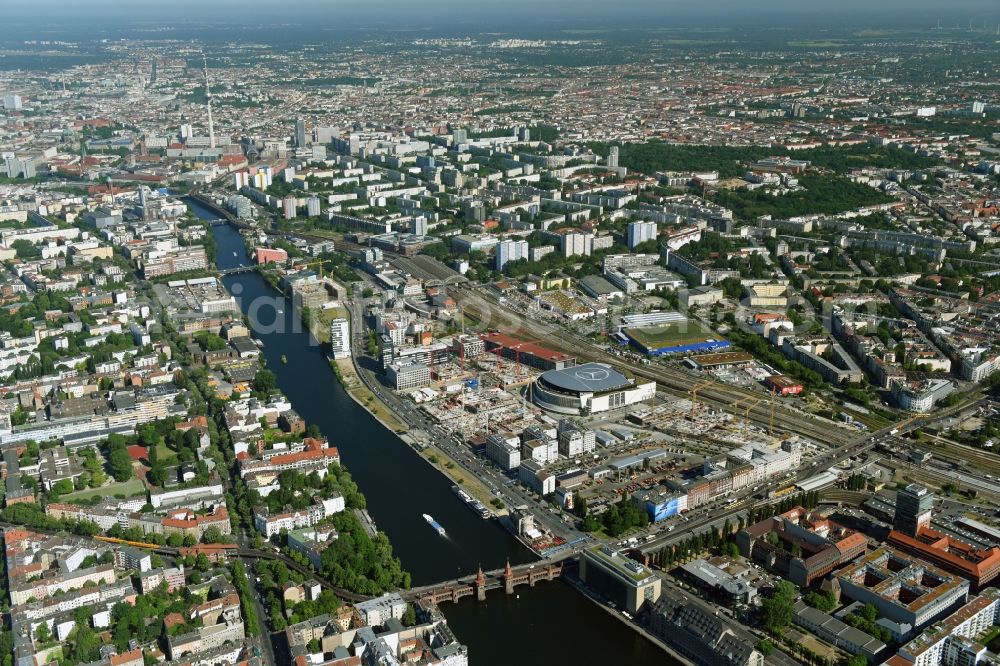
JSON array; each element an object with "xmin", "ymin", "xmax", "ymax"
[{"xmin": 200, "ymin": 204, "xmax": 670, "ymax": 665}]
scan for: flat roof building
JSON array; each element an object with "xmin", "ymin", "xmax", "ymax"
[{"xmin": 579, "ymin": 545, "xmax": 661, "ymax": 614}]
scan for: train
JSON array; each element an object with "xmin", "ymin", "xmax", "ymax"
[{"xmin": 94, "ymin": 535, "xmax": 238, "ymax": 552}]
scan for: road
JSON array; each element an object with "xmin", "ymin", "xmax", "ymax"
[
  {"xmin": 346, "ymin": 295, "xmax": 591, "ymax": 555},
  {"xmin": 452, "ymin": 285, "xmax": 860, "ymax": 446}
]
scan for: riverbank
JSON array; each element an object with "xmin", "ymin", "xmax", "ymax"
[
  {"xmin": 205, "ymin": 214, "xmax": 675, "ymax": 666},
  {"xmin": 331, "ymin": 357, "xmax": 410, "ymax": 433},
  {"xmin": 562, "ymin": 573, "xmax": 694, "ymax": 666},
  {"xmin": 420, "ymin": 443, "xmax": 508, "ymax": 518},
  {"xmin": 332, "ymin": 354, "xmax": 503, "ymax": 516}
]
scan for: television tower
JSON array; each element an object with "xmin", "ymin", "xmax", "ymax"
[{"xmin": 202, "ymin": 53, "xmax": 215, "ymax": 149}]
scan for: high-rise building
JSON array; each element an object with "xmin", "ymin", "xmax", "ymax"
[
  {"xmin": 627, "ymin": 221, "xmax": 657, "ymax": 249},
  {"xmin": 972, "ymin": 101, "xmax": 986, "ymax": 114},
  {"xmin": 496, "ymin": 239, "xmax": 528, "ymax": 270},
  {"xmin": 519, "ymin": 127, "xmax": 531, "ymax": 142},
  {"xmin": 295, "ymin": 119, "xmax": 307, "ymax": 148},
  {"xmin": 329, "ymin": 318, "xmax": 350, "ymax": 359},
  {"xmin": 894, "ymin": 483, "xmax": 934, "ymax": 536},
  {"xmin": 3, "ymin": 94, "xmax": 23, "ymax": 111},
  {"xmin": 307, "ymin": 197, "xmax": 321, "ymax": 217},
  {"xmin": 411, "ymin": 216, "xmax": 428, "ymax": 236},
  {"xmin": 452, "ymin": 128, "xmax": 468, "ymax": 144},
  {"xmin": 283, "ymin": 196, "xmax": 297, "ymax": 220},
  {"xmin": 607, "ymin": 146, "xmax": 619, "ymax": 169},
  {"xmin": 561, "ymin": 232, "xmax": 593, "ymax": 258}
]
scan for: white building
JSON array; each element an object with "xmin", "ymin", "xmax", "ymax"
[
  {"xmin": 411, "ymin": 216, "xmax": 428, "ymax": 236},
  {"xmin": 3, "ymin": 94, "xmax": 23, "ymax": 110},
  {"xmin": 306, "ymin": 197, "xmax": 322, "ymax": 217},
  {"xmin": 386, "ymin": 361, "xmax": 431, "ymax": 390},
  {"xmin": 557, "ymin": 420, "xmax": 596, "ymax": 457},
  {"xmin": 561, "ymin": 232, "xmax": 593, "ymax": 258},
  {"xmin": 627, "ymin": 221, "xmax": 657, "ymax": 249},
  {"xmin": 283, "ymin": 196, "xmax": 297, "ymax": 220},
  {"xmin": 486, "ymin": 433, "xmax": 521, "ymax": 471},
  {"xmin": 329, "ymin": 318, "xmax": 350, "ymax": 359},
  {"xmin": 496, "ymin": 239, "xmax": 528, "ymax": 270}
]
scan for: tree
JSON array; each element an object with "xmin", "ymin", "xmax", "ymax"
[
  {"xmin": 50, "ymin": 479, "xmax": 75, "ymax": 495},
  {"xmin": 253, "ymin": 368, "xmax": 277, "ymax": 395},
  {"xmin": 756, "ymin": 639, "xmax": 773, "ymax": 657},
  {"xmin": 107, "ymin": 437, "xmax": 134, "ymax": 482},
  {"xmin": 846, "ymin": 656, "xmax": 868, "ymax": 666},
  {"xmin": 35, "ymin": 621, "xmax": 51, "ymax": 645},
  {"xmin": 762, "ymin": 581, "xmax": 797, "ymax": 634},
  {"xmin": 402, "ymin": 603, "xmax": 416, "ymax": 627}
]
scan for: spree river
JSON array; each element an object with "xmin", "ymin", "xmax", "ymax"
[{"xmin": 200, "ymin": 204, "xmax": 670, "ymax": 665}]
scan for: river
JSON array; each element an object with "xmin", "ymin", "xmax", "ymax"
[{"xmin": 198, "ymin": 203, "xmax": 670, "ymax": 665}]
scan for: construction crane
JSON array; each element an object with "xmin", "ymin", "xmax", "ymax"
[
  {"xmin": 291, "ymin": 259, "xmax": 328, "ymax": 278},
  {"xmin": 742, "ymin": 399, "xmax": 761, "ymax": 437},
  {"xmin": 731, "ymin": 396, "xmax": 761, "ymax": 437},
  {"xmin": 688, "ymin": 380, "xmax": 714, "ymax": 417},
  {"xmin": 768, "ymin": 386, "xmax": 777, "ymax": 437}
]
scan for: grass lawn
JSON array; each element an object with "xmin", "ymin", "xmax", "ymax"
[
  {"xmin": 62, "ymin": 477, "xmax": 146, "ymax": 502},
  {"xmin": 332, "ymin": 358, "xmax": 409, "ymax": 433},
  {"xmin": 155, "ymin": 441, "xmax": 177, "ymax": 461},
  {"xmin": 310, "ymin": 306, "xmax": 350, "ymax": 345},
  {"xmin": 626, "ymin": 320, "xmax": 720, "ymax": 351}
]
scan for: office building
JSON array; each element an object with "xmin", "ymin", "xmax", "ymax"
[
  {"xmin": 486, "ymin": 433, "xmax": 521, "ymax": 471},
  {"xmin": 496, "ymin": 239, "xmax": 528, "ymax": 270},
  {"xmin": 386, "ymin": 361, "xmax": 431, "ymax": 390},
  {"xmin": 895, "ymin": 484, "xmax": 934, "ymax": 537},
  {"xmin": 627, "ymin": 221, "xmax": 657, "ymax": 249},
  {"xmin": 580, "ymin": 546, "xmax": 661, "ymax": 614},
  {"xmin": 329, "ymin": 318, "xmax": 350, "ymax": 359},
  {"xmin": 648, "ymin": 595, "xmax": 763, "ymax": 666}
]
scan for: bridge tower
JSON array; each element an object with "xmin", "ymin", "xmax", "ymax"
[
  {"xmin": 475, "ymin": 565, "xmax": 487, "ymax": 601},
  {"xmin": 503, "ymin": 560, "xmax": 515, "ymax": 595}
]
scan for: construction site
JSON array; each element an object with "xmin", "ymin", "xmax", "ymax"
[{"xmin": 392, "ymin": 328, "xmax": 827, "ymax": 527}]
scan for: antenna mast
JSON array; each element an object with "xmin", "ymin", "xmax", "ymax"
[{"xmin": 202, "ymin": 53, "xmax": 215, "ymax": 149}]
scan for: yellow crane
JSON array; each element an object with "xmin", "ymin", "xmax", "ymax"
[
  {"xmin": 731, "ymin": 396, "xmax": 761, "ymax": 436},
  {"xmin": 291, "ymin": 259, "xmax": 328, "ymax": 278},
  {"xmin": 688, "ymin": 380, "xmax": 714, "ymax": 417}
]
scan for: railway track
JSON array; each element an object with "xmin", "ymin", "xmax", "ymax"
[
  {"xmin": 924, "ymin": 438, "xmax": 1000, "ymax": 476},
  {"xmin": 455, "ymin": 289, "xmax": 859, "ymax": 447}
]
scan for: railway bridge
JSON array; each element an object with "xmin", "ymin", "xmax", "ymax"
[
  {"xmin": 218, "ymin": 265, "xmax": 259, "ymax": 276},
  {"xmin": 402, "ymin": 560, "xmax": 565, "ymax": 605}
]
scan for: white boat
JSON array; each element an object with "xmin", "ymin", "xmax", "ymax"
[
  {"xmin": 232, "ymin": 251, "xmax": 237, "ymax": 257},
  {"xmin": 423, "ymin": 513, "xmax": 446, "ymax": 537}
]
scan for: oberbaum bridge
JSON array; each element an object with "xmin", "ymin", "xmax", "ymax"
[{"xmin": 400, "ymin": 554, "xmax": 570, "ymax": 605}]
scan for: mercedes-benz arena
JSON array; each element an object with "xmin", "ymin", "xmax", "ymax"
[{"xmin": 530, "ymin": 362, "xmax": 656, "ymax": 415}]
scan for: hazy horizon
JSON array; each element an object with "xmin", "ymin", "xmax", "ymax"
[{"xmin": 4, "ymin": 0, "xmax": 1000, "ymax": 32}]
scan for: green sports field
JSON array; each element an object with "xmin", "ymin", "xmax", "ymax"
[{"xmin": 625, "ymin": 320, "xmax": 719, "ymax": 351}]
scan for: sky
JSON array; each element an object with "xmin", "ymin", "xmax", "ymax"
[{"xmin": 3, "ymin": 0, "xmax": 999, "ymax": 38}]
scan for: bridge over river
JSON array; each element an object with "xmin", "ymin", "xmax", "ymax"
[{"xmin": 401, "ymin": 550, "xmax": 576, "ymax": 605}]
